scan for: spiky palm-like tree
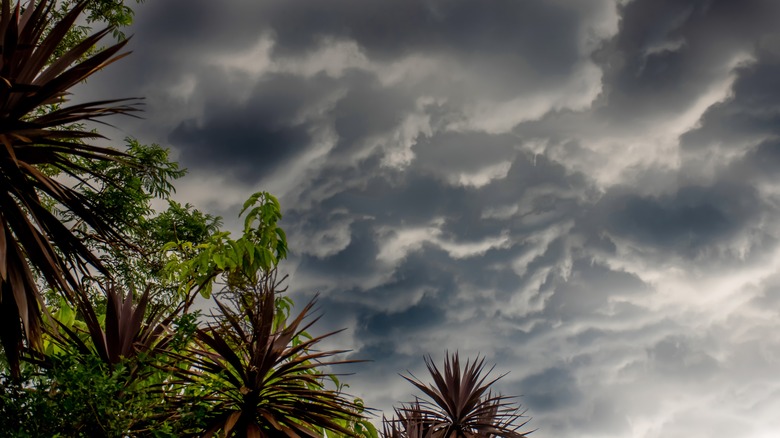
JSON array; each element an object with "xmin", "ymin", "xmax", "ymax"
[
  {"xmin": 171, "ymin": 276, "xmax": 366, "ymax": 437},
  {"xmin": 0, "ymin": 0, "xmax": 138, "ymax": 374},
  {"xmin": 384, "ymin": 353, "xmax": 532, "ymax": 438},
  {"xmin": 50, "ymin": 285, "xmax": 178, "ymax": 367}
]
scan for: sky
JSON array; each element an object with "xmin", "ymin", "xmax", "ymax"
[{"xmin": 80, "ymin": 0, "xmax": 780, "ymax": 436}]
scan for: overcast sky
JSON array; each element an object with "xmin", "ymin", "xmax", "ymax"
[{"xmin": 82, "ymin": 0, "xmax": 780, "ymax": 436}]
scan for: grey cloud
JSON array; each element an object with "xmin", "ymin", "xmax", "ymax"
[
  {"xmin": 593, "ymin": 0, "xmax": 780, "ymax": 123},
  {"xmin": 360, "ymin": 293, "xmax": 448, "ymax": 342},
  {"xmin": 318, "ymin": 172, "xmax": 469, "ymax": 225},
  {"xmin": 110, "ymin": 0, "xmax": 612, "ymax": 157},
  {"xmin": 168, "ymin": 73, "xmax": 338, "ymax": 180},
  {"xmin": 296, "ymin": 219, "xmax": 380, "ymax": 282},
  {"xmin": 594, "ymin": 183, "xmax": 762, "ymax": 256},
  {"xmin": 434, "ymin": 152, "xmax": 591, "ymax": 238},
  {"xmin": 78, "ymin": 0, "xmax": 780, "ymax": 435},
  {"xmin": 682, "ymin": 59, "xmax": 780, "ymax": 152},
  {"xmin": 131, "ymin": 0, "xmax": 267, "ymax": 53},
  {"xmin": 750, "ymin": 271, "xmax": 780, "ymax": 308},
  {"xmin": 543, "ymin": 259, "xmax": 649, "ymax": 320},
  {"xmin": 287, "ymin": 149, "xmax": 593, "ymax": 300},
  {"xmin": 412, "ymin": 131, "xmax": 517, "ymax": 176},
  {"xmin": 736, "ymin": 139, "xmax": 780, "ymax": 179},
  {"xmin": 329, "ymin": 71, "xmax": 413, "ymax": 159},
  {"xmin": 646, "ymin": 335, "xmax": 719, "ymax": 378},
  {"xmin": 517, "ymin": 366, "xmax": 582, "ymax": 412},
  {"xmin": 259, "ymin": 0, "xmax": 590, "ymax": 78}
]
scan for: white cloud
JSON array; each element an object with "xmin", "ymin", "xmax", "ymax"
[
  {"xmin": 209, "ymin": 34, "xmax": 274, "ymax": 77},
  {"xmin": 453, "ymin": 61, "xmax": 604, "ymax": 134},
  {"xmin": 376, "ymin": 218, "xmax": 512, "ymax": 264},
  {"xmin": 452, "ymin": 161, "xmax": 512, "ymax": 188}
]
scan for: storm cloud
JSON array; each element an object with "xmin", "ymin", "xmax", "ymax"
[{"xmin": 84, "ymin": 0, "xmax": 780, "ymax": 436}]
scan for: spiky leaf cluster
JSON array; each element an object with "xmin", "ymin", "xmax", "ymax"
[
  {"xmin": 0, "ymin": 0, "xmax": 139, "ymax": 374},
  {"xmin": 169, "ymin": 275, "xmax": 366, "ymax": 438},
  {"xmin": 385, "ymin": 353, "xmax": 532, "ymax": 438}
]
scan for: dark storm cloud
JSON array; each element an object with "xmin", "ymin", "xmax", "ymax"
[
  {"xmin": 412, "ymin": 131, "xmax": 517, "ymax": 176},
  {"xmin": 74, "ymin": 0, "xmax": 270, "ymax": 102},
  {"xmin": 318, "ymin": 171, "xmax": 469, "ymax": 225},
  {"xmin": 81, "ymin": 0, "xmax": 780, "ymax": 434},
  {"xmin": 80, "ymin": 0, "xmax": 613, "ymax": 187},
  {"xmin": 681, "ymin": 56, "xmax": 780, "ymax": 179},
  {"xmin": 292, "ymin": 219, "xmax": 464, "ymax": 325},
  {"xmin": 361, "ymin": 292, "xmax": 447, "ymax": 338},
  {"xmin": 286, "ymin": 149, "xmax": 639, "ymax": 399},
  {"xmin": 129, "ymin": 0, "xmax": 266, "ymax": 53},
  {"xmin": 296, "ymin": 219, "xmax": 380, "ymax": 278},
  {"xmin": 683, "ymin": 59, "xmax": 780, "ymax": 138},
  {"xmin": 593, "ymin": 0, "xmax": 780, "ymax": 123},
  {"xmin": 329, "ymin": 72, "xmax": 413, "ymax": 158},
  {"xmin": 258, "ymin": 0, "xmax": 586, "ymax": 75},
  {"xmin": 289, "ymin": 148, "xmax": 590, "ymax": 274},
  {"xmin": 596, "ymin": 183, "xmax": 762, "ymax": 255},
  {"xmin": 732, "ymin": 138, "xmax": 780, "ymax": 184},
  {"xmin": 517, "ymin": 366, "xmax": 582, "ymax": 412},
  {"xmin": 168, "ymin": 73, "xmax": 339, "ymax": 180},
  {"xmin": 542, "ymin": 258, "xmax": 649, "ymax": 320}
]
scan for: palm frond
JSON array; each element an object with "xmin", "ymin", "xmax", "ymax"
[
  {"xmin": 386, "ymin": 353, "xmax": 532, "ymax": 438},
  {"xmin": 0, "ymin": 0, "xmax": 140, "ymax": 374},
  {"xmin": 44, "ymin": 284, "xmax": 178, "ymax": 369},
  {"xmin": 171, "ymin": 275, "xmax": 366, "ymax": 437}
]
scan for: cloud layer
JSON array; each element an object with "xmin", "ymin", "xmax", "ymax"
[{"xmin": 84, "ymin": 0, "xmax": 780, "ymax": 436}]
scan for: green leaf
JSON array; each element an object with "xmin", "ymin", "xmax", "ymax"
[
  {"xmin": 161, "ymin": 241, "xmax": 179, "ymax": 252},
  {"xmin": 240, "ymin": 192, "xmax": 263, "ymax": 216},
  {"xmin": 55, "ymin": 298, "xmax": 76, "ymax": 327},
  {"xmin": 360, "ymin": 420, "xmax": 379, "ymax": 438},
  {"xmin": 199, "ymin": 280, "xmax": 213, "ymax": 299},
  {"xmin": 212, "ymin": 253, "xmax": 226, "ymax": 270}
]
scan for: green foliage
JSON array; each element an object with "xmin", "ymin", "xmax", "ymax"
[
  {"xmin": 73, "ymin": 138, "xmax": 186, "ymax": 229},
  {"xmin": 0, "ymin": 354, "xmax": 163, "ymax": 437},
  {"xmin": 161, "ymin": 191, "xmax": 288, "ymax": 299},
  {"xmin": 329, "ymin": 398, "xmax": 380, "ymax": 438},
  {"xmin": 79, "ymin": 0, "xmax": 143, "ymax": 31},
  {"xmin": 8, "ymin": 294, "xmax": 207, "ymax": 436},
  {"xmin": 48, "ymin": 0, "xmax": 146, "ymax": 59},
  {"xmin": 67, "ymin": 138, "xmax": 222, "ymax": 297},
  {"xmin": 3, "ymin": 185, "xmax": 358, "ymax": 436},
  {"xmin": 146, "ymin": 200, "xmax": 223, "ymax": 250}
]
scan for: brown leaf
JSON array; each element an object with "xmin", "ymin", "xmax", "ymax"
[{"xmin": 0, "ymin": 0, "xmax": 140, "ymax": 374}]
